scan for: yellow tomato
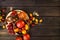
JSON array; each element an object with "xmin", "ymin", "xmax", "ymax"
[
  {"xmin": 0, "ymin": 19, "xmax": 1, "ymax": 22},
  {"xmin": 0, "ymin": 16, "xmax": 2, "ymax": 19},
  {"xmin": 2, "ymin": 25, "xmax": 6, "ymax": 29},
  {"xmin": 32, "ymin": 17, "xmax": 35, "ymax": 21},
  {"xmin": 22, "ymin": 29, "xmax": 27, "ymax": 34},
  {"xmin": 30, "ymin": 21, "xmax": 32, "ymax": 24},
  {"xmin": 25, "ymin": 24, "xmax": 29, "ymax": 30},
  {"xmin": 35, "ymin": 19, "xmax": 38, "ymax": 24},
  {"xmin": 14, "ymin": 28, "xmax": 19, "ymax": 33},
  {"xmin": 39, "ymin": 19, "xmax": 43, "ymax": 23},
  {"xmin": 30, "ymin": 13, "xmax": 33, "ymax": 17}
]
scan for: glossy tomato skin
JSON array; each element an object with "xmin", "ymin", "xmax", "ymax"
[
  {"xmin": 18, "ymin": 11, "xmax": 26, "ymax": 20},
  {"xmin": 23, "ymin": 34, "xmax": 30, "ymax": 40},
  {"xmin": 14, "ymin": 28, "xmax": 19, "ymax": 33},
  {"xmin": 11, "ymin": 10, "xmax": 17, "ymax": 16},
  {"xmin": 16, "ymin": 36, "xmax": 22, "ymax": 40},
  {"xmin": 16, "ymin": 20, "xmax": 25, "ymax": 28}
]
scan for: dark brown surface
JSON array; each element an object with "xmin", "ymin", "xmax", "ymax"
[{"xmin": 0, "ymin": 0, "xmax": 60, "ymax": 40}]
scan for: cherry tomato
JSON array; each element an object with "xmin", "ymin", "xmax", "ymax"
[
  {"xmin": 16, "ymin": 20, "xmax": 25, "ymax": 28},
  {"xmin": 29, "ymin": 13, "xmax": 33, "ymax": 17},
  {"xmin": 22, "ymin": 29, "xmax": 27, "ymax": 34},
  {"xmin": 23, "ymin": 34, "xmax": 30, "ymax": 40},
  {"xmin": 25, "ymin": 24, "xmax": 29, "ymax": 30},
  {"xmin": 39, "ymin": 19, "xmax": 43, "ymax": 23},
  {"xmin": 0, "ymin": 16, "xmax": 2, "ymax": 19},
  {"xmin": 18, "ymin": 11, "xmax": 29, "ymax": 20},
  {"xmin": 16, "ymin": 36, "xmax": 22, "ymax": 40},
  {"xmin": 11, "ymin": 10, "xmax": 17, "ymax": 16},
  {"xmin": 32, "ymin": 24, "xmax": 35, "ymax": 27},
  {"xmin": 14, "ymin": 28, "xmax": 19, "ymax": 33},
  {"xmin": 1, "ymin": 8, "xmax": 6, "ymax": 12}
]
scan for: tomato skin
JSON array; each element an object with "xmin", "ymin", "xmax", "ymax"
[
  {"xmin": 17, "ymin": 11, "xmax": 29, "ymax": 20},
  {"xmin": 23, "ymin": 34, "xmax": 30, "ymax": 40},
  {"xmin": 16, "ymin": 36, "xmax": 22, "ymax": 40},
  {"xmin": 16, "ymin": 20, "xmax": 25, "ymax": 28},
  {"xmin": 14, "ymin": 28, "xmax": 19, "ymax": 33},
  {"xmin": 25, "ymin": 24, "xmax": 29, "ymax": 30},
  {"xmin": 11, "ymin": 10, "xmax": 17, "ymax": 16},
  {"xmin": 22, "ymin": 29, "xmax": 27, "ymax": 34}
]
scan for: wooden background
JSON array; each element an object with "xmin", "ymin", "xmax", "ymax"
[{"xmin": 0, "ymin": 0, "xmax": 60, "ymax": 40}]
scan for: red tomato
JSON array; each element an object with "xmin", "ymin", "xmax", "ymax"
[
  {"xmin": 16, "ymin": 20, "xmax": 25, "ymax": 28},
  {"xmin": 1, "ymin": 8, "xmax": 6, "ymax": 12},
  {"xmin": 23, "ymin": 34, "xmax": 30, "ymax": 40},
  {"xmin": 11, "ymin": 10, "xmax": 17, "ymax": 16},
  {"xmin": 16, "ymin": 36, "xmax": 22, "ymax": 40}
]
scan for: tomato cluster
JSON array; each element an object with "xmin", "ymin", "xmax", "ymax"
[
  {"xmin": 6, "ymin": 10, "xmax": 31, "ymax": 40},
  {"xmin": 0, "ymin": 8, "xmax": 6, "ymax": 23},
  {"xmin": 5, "ymin": 10, "xmax": 43, "ymax": 40}
]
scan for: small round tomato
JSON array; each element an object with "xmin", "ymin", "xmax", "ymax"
[
  {"xmin": 0, "ymin": 16, "xmax": 2, "ymax": 19},
  {"xmin": 16, "ymin": 20, "xmax": 25, "ymax": 28},
  {"xmin": 14, "ymin": 28, "xmax": 19, "ymax": 33},
  {"xmin": 11, "ymin": 10, "xmax": 17, "ymax": 16},
  {"xmin": 17, "ymin": 11, "xmax": 29, "ymax": 20},
  {"xmin": 23, "ymin": 34, "xmax": 30, "ymax": 40},
  {"xmin": 22, "ymin": 29, "xmax": 27, "ymax": 34},
  {"xmin": 25, "ymin": 24, "xmax": 29, "ymax": 30},
  {"xmin": 16, "ymin": 36, "xmax": 22, "ymax": 40}
]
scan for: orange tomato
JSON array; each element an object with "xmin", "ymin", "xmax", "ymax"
[
  {"xmin": 39, "ymin": 19, "xmax": 43, "ymax": 23},
  {"xmin": 14, "ymin": 28, "xmax": 19, "ymax": 33},
  {"xmin": 16, "ymin": 36, "xmax": 22, "ymax": 40},
  {"xmin": 17, "ymin": 11, "xmax": 29, "ymax": 20}
]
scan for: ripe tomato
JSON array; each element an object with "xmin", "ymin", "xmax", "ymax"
[
  {"xmin": 23, "ymin": 34, "xmax": 30, "ymax": 40},
  {"xmin": 17, "ymin": 11, "xmax": 29, "ymax": 20},
  {"xmin": 14, "ymin": 28, "xmax": 19, "ymax": 33},
  {"xmin": 22, "ymin": 29, "xmax": 27, "ymax": 34},
  {"xmin": 16, "ymin": 20, "xmax": 25, "ymax": 28},
  {"xmin": 25, "ymin": 24, "xmax": 29, "ymax": 30},
  {"xmin": 16, "ymin": 36, "xmax": 22, "ymax": 40},
  {"xmin": 11, "ymin": 10, "xmax": 17, "ymax": 16}
]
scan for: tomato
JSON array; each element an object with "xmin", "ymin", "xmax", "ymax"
[
  {"xmin": 29, "ymin": 13, "xmax": 33, "ymax": 17},
  {"xmin": 1, "ymin": 8, "xmax": 6, "ymax": 12},
  {"xmin": 16, "ymin": 20, "xmax": 25, "ymax": 28},
  {"xmin": 16, "ymin": 36, "xmax": 22, "ymax": 40},
  {"xmin": 0, "ymin": 16, "xmax": 2, "ymax": 19},
  {"xmin": 14, "ymin": 28, "xmax": 19, "ymax": 33},
  {"xmin": 23, "ymin": 34, "xmax": 30, "ymax": 40},
  {"xmin": 25, "ymin": 24, "xmax": 29, "ymax": 30},
  {"xmin": 22, "ymin": 29, "xmax": 27, "ymax": 34},
  {"xmin": 11, "ymin": 10, "xmax": 17, "ymax": 16},
  {"xmin": 17, "ymin": 11, "xmax": 29, "ymax": 20},
  {"xmin": 39, "ymin": 19, "xmax": 43, "ymax": 23}
]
